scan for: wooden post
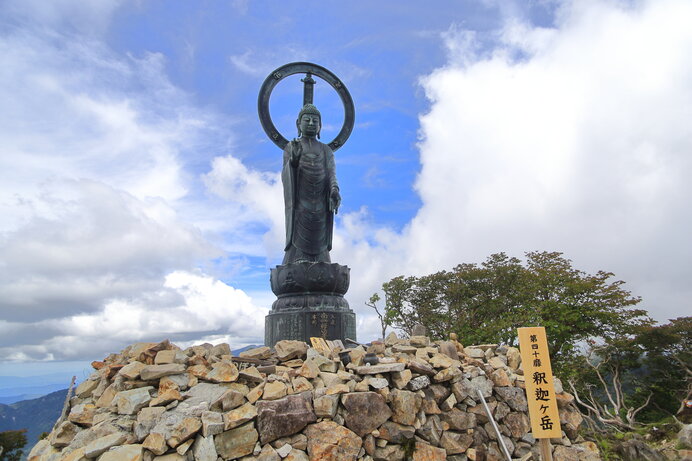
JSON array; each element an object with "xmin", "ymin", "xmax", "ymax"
[{"xmin": 539, "ymin": 438, "xmax": 553, "ymax": 461}]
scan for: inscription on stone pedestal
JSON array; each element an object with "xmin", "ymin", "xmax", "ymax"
[
  {"xmin": 308, "ymin": 312, "xmax": 341, "ymax": 339},
  {"xmin": 265, "ymin": 309, "xmax": 356, "ymax": 346},
  {"xmin": 278, "ymin": 314, "xmax": 303, "ymax": 340}
]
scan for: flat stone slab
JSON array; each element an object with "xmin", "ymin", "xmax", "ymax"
[
  {"xmin": 140, "ymin": 364, "xmax": 186, "ymax": 380},
  {"xmin": 354, "ymin": 363, "xmax": 405, "ymax": 375}
]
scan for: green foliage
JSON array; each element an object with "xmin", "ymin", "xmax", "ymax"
[
  {"xmin": 572, "ymin": 317, "xmax": 690, "ymax": 429},
  {"xmin": 634, "ymin": 317, "xmax": 691, "ymax": 422},
  {"xmin": 593, "ymin": 434, "xmax": 617, "ymax": 461},
  {"xmin": 401, "ymin": 437, "xmax": 416, "ymax": 459},
  {"xmin": 379, "ymin": 251, "xmax": 651, "ymax": 376},
  {"xmin": 0, "ymin": 388, "xmax": 68, "ymax": 452},
  {"xmin": 0, "ymin": 429, "xmax": 27, "ymax": 461}
]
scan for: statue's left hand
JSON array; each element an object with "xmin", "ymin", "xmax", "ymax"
[{"xmin": 329, "ymin": 188, "xmax": 341, "ymax": 214}]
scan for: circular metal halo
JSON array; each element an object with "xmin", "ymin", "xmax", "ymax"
[{"xmin": 258, "ymin": 62, "xmax": 355, "ymax": 152}]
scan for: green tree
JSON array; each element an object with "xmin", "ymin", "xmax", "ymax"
[
  {"xmin": 0, "ymin": 429, "xmax": 27, "ymax": 461},
  {"xmin": 568, "ymin": 337, "xmax": 653, "ymax": 431},
  {"xmin": 634, "ymin": 317, "xmax": 691, "ymax": 422},
  {"xmin": 378, "ymin": 251, "xmax": 652, "ymax": 374},
  {"xmin": 568, "ymin": 317, "xmax": 691, "ymax": 429}
]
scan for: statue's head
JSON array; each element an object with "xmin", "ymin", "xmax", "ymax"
[{"xmin": 296, "ymin": 104, "xmax": 321, "ymax": 139}]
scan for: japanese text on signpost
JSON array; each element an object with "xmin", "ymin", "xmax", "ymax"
[{"xmin": 518, "ymin": 327, "xmax": 562, "ymax": 439}]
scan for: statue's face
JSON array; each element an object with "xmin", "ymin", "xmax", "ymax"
[{"xmin": 299, "ymin": 113, "xmax": 320, "ymax": 137}]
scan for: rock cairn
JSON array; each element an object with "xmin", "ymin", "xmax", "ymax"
[{"xmin": 29, "ymin": 334, "xmax": 600, "ymax": 461}]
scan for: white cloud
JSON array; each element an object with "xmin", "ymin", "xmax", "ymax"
[
  {"xmin": 340, "ymin": 0, "xmax": 692, "ymax": 327},
  {"xmin": 0, "ymin": 180, "xmax": 218, "ymax": 321},
  {"xmin": 0, "ymin": 2, "xmax": 270, "ymax": 360},
  {"xmin": 0, "ymin": 271, "xmax": 266, "ymax": 361},
  {"xmin": 203, "ymin": 156, "xmax": 285, "ymax": 257},
  {"xmin": 2, "ymin": 0, "xmax": 123, "ymax": 37}
]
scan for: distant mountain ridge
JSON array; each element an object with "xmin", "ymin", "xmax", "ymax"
[
  {"xmin": 0, "ymin": 374, "xmax": 77, "ymax": 405},
  {"xmin": 0, "ymin": 388, "xmax": 67, "ymax": 456},
  {"xmin": 0, "ymin": 385, "xmax": 69, "ymax": 405}
]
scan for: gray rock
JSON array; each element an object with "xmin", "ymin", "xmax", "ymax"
[
  {"xmin": 48, "ymin": 421, "xmax": 81, "ymax": 448},
  {"xmin": 192, "ymin": 434, "xmax": 217, "ymax": 461},
  {"xmin": 354, "ymin": 362, "xmax": 405, "ymax": 374},
  {"xmin": 408, "ymin": 360, "xmax": 436, "ymax": 376},
  {"xmin": 113, "ymin": 386, "xmax": 154, "ymax": 415},
  {"xmin": 470, "ymin": 375, "xmax": 493, "ymax": 398},
  {"xmin": 440, "ymin": 431, "xmax": 473, "ymax": 455},
  {"xmin": 438, "ymin": 341, "xmax": 460, "ymax": 361},
  {"xmin": 377, "ymin": 421, "xmax": 415, "ymax": 443},
  {"xmin": 276, "ymin": 443, "xmax": 292, "ymax": 457},
  {"xmin": 159, "ymin": 374, "xmax": 191, "ymax": 391},
  {"xmin": 75, "ymin": 379, "xmax": 99, "ymax": 399},
  {"xmin": 426, "ymin": 384, "xmax": 451, "ymax": 403},
  {"xmin": 495, "ymin": 386, "xmax": 528, "ymax": 412},
  {"xmin": 201, "ymin": 410, "xmax": 224, "ymax": 436},
  {"xmin": 134, "ymin": 406, "xmax": 166, "ymax": 441},
  {"xmin": 256, "ymin": 394, "xmax": 316, "ymax": 444},
  {"xmin": 140, "ymin": 363, "xmax": 186, "ymax": 380},
  {"xmin": 209, "ymin": 343, "xmax": 231, "ymax": 357},
  {"xmin": 411, "ymin": 324, "xmax": 428, "ymax": 336},
  {"xmin": 506, "ymin": 347, "xmax": 521, "ymax": 369},
  {"xmin": 416, "ymin": 415, "xmax": 442, "ymax": 446},
  {"xmin": 440, "ymin": 408, "xmax": 476, "ymax": 431},
  {"xmin": 98, "ymin": 444, "xmax": 142, "ymax": 461},
  {"xmin": 389, "ymin": 389, "xmax": 422, "ymax": 426},
  {"xmin": 463, "ymin": 347, "xmax": 485, "ymax": 359},
  {"xmin": 181, "ymin": 382, "xmax": 228, "ymax": 411},
  {"xmin": 83, "ymin": 432, "xmax": 127, "ymax": 458},
  {"xmin": 214, "ymin": 421, "xmax": 258, "ymax": 460},
  {"xmin": 313, "ymin": 394, "xmax": 339, "ymax": 418},
  {"xmin": 407, "ymin": 375, "xmax": 431, "ymax": 391},
  {"xmin": 341, "ymin": 392, "xmax": 392, "ymax": 437},
  {"xmin": 410, "ymin": 335, "xmax": 430, "ymax": 347},
  {"xmin": 451, "ymin": 376, "xmax": 492, "ymax": 400},
  {"xmin": 305, "ymin": 420, "xmax": 362, "ymax": 461},
  {"xmin": 615, "ymin": 439, "xmax": 667, "ymax": 461},
  {"xmin": 286, "ymin": 448, "xmax": 309, "ymax": 460},
  {"xmin": 678, "ymin": 424, "xmax": 692, "ymax": 449},
  {"xmin": 503, "ymin": 412, "xmax": 530, "ymax": 438},
  {"xmin": 553, "ymin": 376, "xmax": 564, "ymax": 394},
  {"xmin": 274, "ymin": 340, "xmax": 308, "ymax": 361},
  {"xmin": 367, "ymin": 377, "xmax": 389, "ymax": 389},
  {"xmin": 257, "ymin": 444, "xmax": 281, "ymax": 461}
]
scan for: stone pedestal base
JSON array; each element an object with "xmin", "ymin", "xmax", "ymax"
[
  {"xmin": 264, "ymin": 262, "xmax": 357, "ymax": 347},
  {"xmin": 265, "ymin": 307, "xmax": 357, "ymax": 347}
]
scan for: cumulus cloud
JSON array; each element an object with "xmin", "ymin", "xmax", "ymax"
[
  {"xmin": 203, "ymin": 156, "xmax": 284, "ymax": 257},
  {"xmin": 0, "ymin": 271, "xmax": 266, "ymax": 361},
  {"xmin": 0, "ymin": 2, "xmax": 268, "ymax": 360},
  {"xmin": 341, "ymin": 0, "xmax": 692, "ymax": 327}
]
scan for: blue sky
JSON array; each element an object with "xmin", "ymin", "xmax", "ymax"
[{"xmin": 1, "ymin": 0, "xmax": 691, "ymax": 376}]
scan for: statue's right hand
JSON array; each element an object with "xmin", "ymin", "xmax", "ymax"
[{"xmin": 290, "ymin": 139, "xmax": 302, "ymax": 165}]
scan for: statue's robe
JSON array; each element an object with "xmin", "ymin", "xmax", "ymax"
[{"xmin": 282, "ymin": 137, "xmax": 338, "ymax": 264}]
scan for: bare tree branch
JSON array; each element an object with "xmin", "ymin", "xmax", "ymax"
[{"xmin": 627, "ymin": 391, "xmax": 653, "ymax": 425}]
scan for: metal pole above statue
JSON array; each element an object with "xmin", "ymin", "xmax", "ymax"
[{"xmin": 258, "ymin": 62, "xmax": 357, "ymax": 347}]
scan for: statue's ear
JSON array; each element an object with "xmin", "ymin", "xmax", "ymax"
[
  {"xmin": 296, "ymin": 119, "xmax": 301, "ymax": 137},
  {"xmin": 317, "ymin": 120, "xmax": 321, "ymax": 139}
]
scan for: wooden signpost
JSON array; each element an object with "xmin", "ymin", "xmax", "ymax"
[{"xmin": 518, "ymin": 327, "xmax": 562, "ymax": 461}]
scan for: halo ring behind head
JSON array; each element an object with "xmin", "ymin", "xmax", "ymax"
[{"xmin": 257, "ymin": 62, "xmax": 355, "ymax": 152}]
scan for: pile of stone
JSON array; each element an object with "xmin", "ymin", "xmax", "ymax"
[{"xmin": 28, "ymin": 334, "xmax": 600, "ymax": 461}]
